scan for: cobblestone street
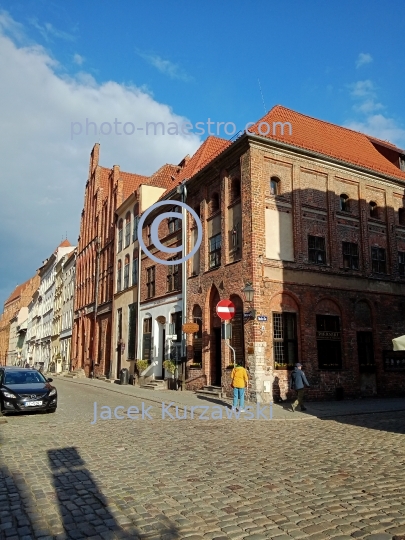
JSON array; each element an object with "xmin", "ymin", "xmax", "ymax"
[{"xmin": 1, "ymin": 379, "xmax": 405, "ymax": 540}]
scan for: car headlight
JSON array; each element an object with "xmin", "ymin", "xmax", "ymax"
[
  {"xmin": 2, "ymin": 390, "xmax": 16, "ymax": 399},
  {"xmin": 48, "ymin": 389, "xmax": 56, "ymax": 397}
]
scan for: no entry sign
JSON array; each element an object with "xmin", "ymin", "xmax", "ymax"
[{"xmin": 216, "ymin": 299, "xmax": 235, "ymax": 321}]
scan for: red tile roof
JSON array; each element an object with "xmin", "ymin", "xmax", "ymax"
[
  {"xmin": 122, "ymin": 172, "xmax": 149, "ymax": 200},
  {"xmin": 147, "ymin": 164, "xmax": 180, "ymax": 190},
  {"xmin": 153, "ymin": 136, "xmax": 230, "ymax": 202},
  {"xmin": 176, "ymin": 136, "xmax": 230, "ymax": 183},
  {"xmin": 248, "ymin": 105, "xmax": 405, "ymax": 181},
  {"xmin": 4, "ymin": 276, "xmax": 34, "ymax": 306},
  {"xmin": 57, "ymin": 239, "xmax": 72, "ymax": 248}
]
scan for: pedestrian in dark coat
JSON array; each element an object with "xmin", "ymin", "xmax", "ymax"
[{"xmin": 290, "ymin": 363, "xmax": 310, "ymax": 412}]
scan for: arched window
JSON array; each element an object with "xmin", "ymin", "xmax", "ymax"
[
  {"xmin": 117, "ymin": 219, "xmax": 123, "ymax": 252},
  {"xmin": 125, "ymin": 212, "xmax": 131, "ymax": 247},
  {"xmin": 132, "ymin": 249, "xmax": 138, "ymax": 285},
  {"xmin": 210, "ymin": 193, "xmax": 220, "ymax": 214},
  {"xmin": 399, "ymin": 208, "xmax": 405, "ymax": 226},
  {"xmin": 124, "ymin": 255, "xmax": 130, "ymax": 289},
  {"xmin": 340, "ymin": 194, "xmax": 349, "ymax": 212},
  {"xmin": 230, "ymin": 178, "xmax": 241, "ymax": 201},
  {"xmin": 270, "ymin": 176, "xmax": 280, "ymax": 195},
  {"xmin": 117, "ymin": 260, "xmax": 122, "ymax": 292},
  {"xmin": 133, "ymin": 204, "xmax": 140, "ymax": 241},
  {"xmin": 369, "ymin": 201, "xmax": 378, "ymax": 219}
]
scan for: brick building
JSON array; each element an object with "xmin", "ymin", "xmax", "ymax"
[
  {"xmin": 72, "ymin": 144, "xmax": 149, "ymax": 377},
  {"xmin": 136, "ymin": 138, "xmax": 229, "ymax": 386},
  {"xmin": 180, "ymin": 105, "xmax": 405, "ymax": 401},
  {"xmin": 0, "ymin": 274, "xmax": 40, "ymax": 365}
]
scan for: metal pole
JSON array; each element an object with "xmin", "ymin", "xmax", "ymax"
[
  {"xmin": 136, "ymin": 238, "xmax": 142, "ymax": 364},
  {"xmin": 93, "ymin": 237, "xmax": 100, "ymax": 376}
]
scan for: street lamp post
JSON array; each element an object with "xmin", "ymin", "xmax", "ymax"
[
  {"xmin": 177, "ymin": 179, "xmax": 188, "ymax": 391},
  {"xmin": 242, "ymin": 282, "xmax": 256, "ymax": 318}
]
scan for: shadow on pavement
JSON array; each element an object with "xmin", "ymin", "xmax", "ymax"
[
  {"xmin": 322, "ymin": 409, "xmax": 405, "ymax": 435},
  {"xmin": 195, "ymin": 395, "xmax": 232, "ymax": 408},
  {"xmin": 47, "ymin": 446, "xmax": 181, "ymax": 539}
]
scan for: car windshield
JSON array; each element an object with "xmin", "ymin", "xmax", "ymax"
[{"xmin": 3, "ymin": 371, "xmax": 46, "ymax": 385}]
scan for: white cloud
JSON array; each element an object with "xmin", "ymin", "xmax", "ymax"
[
  {"xmin": 350, "ymin": 79, "xmax": 375, "ymax": 97},
  {"xmin": 0, "ymin": 10, "xmax": 25, "ymax": 43},
  {"xmin": 356, "ymin": 53, "xmax": 373, "ymax": 68},
  {"xmin": 137, "ymin": 50, "xmax": 193, "ymax": 82},
  {"xmin": 0, "ymin": 14, "xmax": 201, "ymax": 306},
  {"xmin": 29, "ymin": 17, "xmax": 75, "ymax": 42},
  {"xmin": 348, "ymin": 79, "xmax": 386, "ymax": 119},
  {"xmin": 344, "ymin": 114, "xmax": 405, "ymax": 148},
  {"xmin": 73, "ymin": 53, "xmax": 84, "ymax": 65}
]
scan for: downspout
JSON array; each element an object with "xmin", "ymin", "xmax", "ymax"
[
  {"xmin": 181, "ymin": 181, "xmax": 188, "ymax": 391},
  {"xmin": 93, "ymin": 237, "xmax": 100, "ymax": 377},
  {"xmin": 136, "ymin": 236, "xmax": 141, "ymax": 363}
]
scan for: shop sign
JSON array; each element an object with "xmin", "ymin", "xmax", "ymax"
[
  {"xmin": 316, "ymin": 331, "xmax": 340, "ymax": 340},
  {"xmin": 383, "ymin": 350, "xmax": 405, "ymax": 371}
]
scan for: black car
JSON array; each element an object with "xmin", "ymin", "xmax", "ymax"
[{"xmin": 0, "ymin": 367, "xmax": 57, "ymax": 415}]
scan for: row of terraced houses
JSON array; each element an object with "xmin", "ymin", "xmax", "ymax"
[{"xmin": 2, "ymin": 105, "xmax": 405, "ymax": 402}]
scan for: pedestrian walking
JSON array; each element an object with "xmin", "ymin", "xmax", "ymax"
[
  {"xmin": 290, "ymin": 363, "xmax": 310, "ymax": 412},
  {"xmin": 231, "ymin": 362, "xmax": 249, "ymax": 412}
]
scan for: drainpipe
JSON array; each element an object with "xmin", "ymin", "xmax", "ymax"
[
  {"xmin": 136, "ymin": 238, "xmax": 141, "ymax": 364},
  {"xmin": 180, "ymin": 180, "xmax": 188, "ymax": 390},
  {"xmin": 93, "ymin": 237, "xmax": 101, "ymax": 377}
]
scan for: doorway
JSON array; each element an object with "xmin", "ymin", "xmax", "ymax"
[
  {"xmin": 213, "ymin": 328, "xmax": 222, "ymax": 386},
  {"xmin": 160, "ymin": 329, "xmax": 166, "ymax": 379},
  {"xmin": 116, "ymin": 309, "xmax": 122, "ymax": 379}
]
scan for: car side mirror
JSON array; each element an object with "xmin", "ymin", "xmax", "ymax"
[{"xmin": 47, "ymin": 378, "xmax": 53, "ymax": 382}]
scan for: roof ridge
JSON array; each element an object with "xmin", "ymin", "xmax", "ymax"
[{"xmin": 258, "ymin": 105, "xmax": 385, "ymax": 142}]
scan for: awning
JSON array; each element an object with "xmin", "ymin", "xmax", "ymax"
[{"xmin": 392, "ymin": 335, "xmax": 405, "ymax": 351}]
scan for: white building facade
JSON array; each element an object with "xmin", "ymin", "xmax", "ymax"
[
  {"xmin": 60, "ymin": 249, "xmax": 76, "ymax": 372},
  {"xmin": 7, "ymin": 307, "xmax": 28, "ymax": 366},
  {"xmin": 37, "ymin": 241, "xmax": 75, "ymax": 371}
]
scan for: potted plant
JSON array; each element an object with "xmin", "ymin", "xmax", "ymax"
[
  {"xmin": 189, "ymin": 362, "xmax": 202, "ymax": 369},
  {"xmin": 135, "ymin": 359, "xmax": 149, "ymax": 375},
  {"xmin": 275, "ymin": 362, "xmax": 289, "ymax": 370},
  {"xmin": 163, "ymin": 360, "xmax": 176, "ymax": 375}
]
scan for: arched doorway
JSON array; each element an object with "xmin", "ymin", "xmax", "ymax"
[{"xmin": 209, "ymin": 286, "xmax": 221, "ymax": 386}]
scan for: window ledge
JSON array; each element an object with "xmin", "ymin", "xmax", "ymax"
[
  {"xmin": 225, "ymin": 259, "xmax": 242, "ymax": 267},
  {"xmin": 205, "ymin": 266, "xmax": 221, "ymax": 274}
]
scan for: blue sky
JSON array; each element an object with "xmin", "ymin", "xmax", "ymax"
[{"xmin": 0, "ymin": 0, "xmax": 405, "ymax": 308}]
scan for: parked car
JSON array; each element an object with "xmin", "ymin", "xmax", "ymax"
[{"xmin": 0, "ymin": 367, "xmax": 57, "ymax": 415}]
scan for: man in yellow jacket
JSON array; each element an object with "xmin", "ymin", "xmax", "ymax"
[{"xmin": 231, "ymin": 362, "xmax": 249, "ymax": 412}]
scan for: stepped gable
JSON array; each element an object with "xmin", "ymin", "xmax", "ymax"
[{"xmin": 248, "ymin": 105, "xmax": 405, "ymax": 181}]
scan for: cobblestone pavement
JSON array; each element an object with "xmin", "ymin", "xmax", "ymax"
[{"xmin": 1, "ymin": 379, "xmax": 404, "ymax": 540}]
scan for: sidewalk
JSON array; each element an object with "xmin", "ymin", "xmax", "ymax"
[{"xmin": 53, "ymin": 374, "xmax": 405, "ymax": 421}]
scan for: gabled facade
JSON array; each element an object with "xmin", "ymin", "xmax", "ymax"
[
  {"xmin": 72, "ymin": 144, "xmax": 149, "ymax": 377},
  {"xmin": 6, "ymin": 307, "xmax": 28, "ymax": 366},
  {"xmin": 0, "ymin": 273, "xmax": 40, "ymax": 365}
]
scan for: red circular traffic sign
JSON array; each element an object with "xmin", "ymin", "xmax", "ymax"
[{"xmin": 216, "ymin": 299, "xmax": 236, "ymax": 321}]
